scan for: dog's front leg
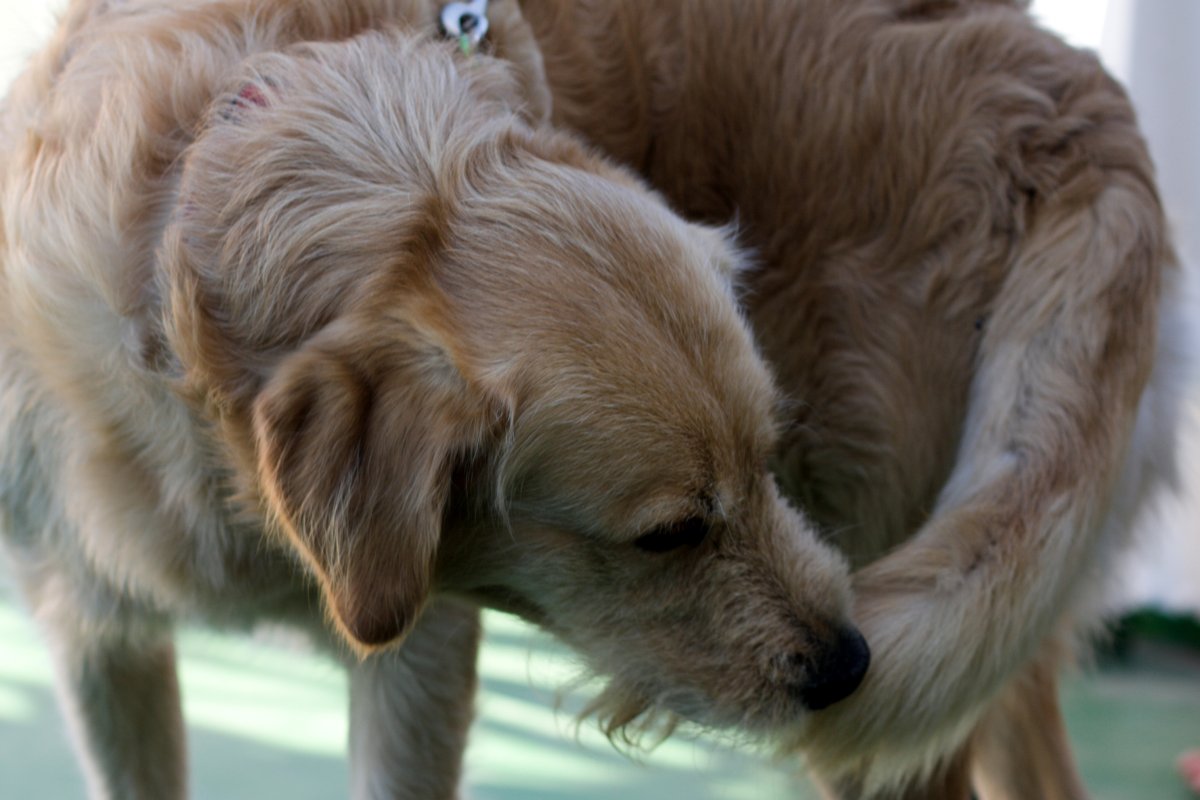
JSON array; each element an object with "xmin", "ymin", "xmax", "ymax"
[
  {"xmin": 46, "ymin": 623, "xmax": 186, "ymax": 800},
  {"xmin": 347, "ymin": 598, "xmax": 481, "ymax": 800}
]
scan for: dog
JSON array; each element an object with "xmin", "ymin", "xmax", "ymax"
[
  {"xmin": 517, "ymin": 0, "xmax": 1185, "ymax": 796},
  {"xmin": 0, "ymin": 0, "xmax": 874, "ymax": 797}
]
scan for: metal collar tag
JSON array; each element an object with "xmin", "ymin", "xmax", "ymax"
[{"xmin": 440, "ymin": 0, "xmax": 490, "ymax": 55}]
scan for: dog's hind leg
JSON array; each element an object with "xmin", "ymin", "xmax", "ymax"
[
  {"xmin": 346, "ymin": 598, "xmax": 481, "ymax": 800},
  {"xmin": 813, "ymin": 747, "xmax": 974, "ymax": 800},
  {"xmin": 971, "ymin": 655, "xmax": 1089, "ymax": 800}
]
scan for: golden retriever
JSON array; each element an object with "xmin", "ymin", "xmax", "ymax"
[
  {"xmin": 0, "ymin": 0, "xmax": 872, "ymax": 797},
  {"xmin": 517, "ymin": 0, "xmax": 1185, "ymax": 796}
]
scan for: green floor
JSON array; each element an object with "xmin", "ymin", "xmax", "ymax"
[{"xmin": 1, "ymin": 590, "xmax": 1198, "ymax": 799}]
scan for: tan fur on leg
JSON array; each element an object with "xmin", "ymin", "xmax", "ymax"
[
  {"xmin": 972, "ymin": 658, "xmax": 1089, "ymax": 800},
  {"xmin": 47, "ymin": 625, "xmax": 186, "ymax": 800},
  {"xmin": 816, "ymin": 747, "xmax": 974, "ymax": 800},
  {"xmin": 348, "ymin": 600, "xmax": 480, "ymax": 800}
]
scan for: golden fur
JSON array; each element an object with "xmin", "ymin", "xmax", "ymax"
[
  {"xmin": 0, "ymin": 0, "xmax": 875, "ymax": 797},
  {"xmin": 517, "ymin": 0, "xmax": 1184, "ymax": 796}
]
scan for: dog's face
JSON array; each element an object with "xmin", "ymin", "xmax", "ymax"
[
  {"xmin": 429, "ymin": 174, "xmax": 869, "ymax": 733},
  {"xmin": 166, "ymin": 32, "xmax": 866, "ymax": 740}
]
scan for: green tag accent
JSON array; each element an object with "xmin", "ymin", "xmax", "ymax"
[{"xmin": 459, "ymin": 33, "xmax": 472, "ymax": 56}]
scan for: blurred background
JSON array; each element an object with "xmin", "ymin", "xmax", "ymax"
[{"xmin": 1, "ymin": 1, "xmax": 1198, "ymax": 798}]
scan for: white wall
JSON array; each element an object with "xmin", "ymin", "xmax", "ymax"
[
  {"xmin": 0, "ymin": 0, "xmax": 59, "ymax": 92},
  {"xmin": 1030, "ymin": 0, "xmax": 1111, "ymax": 52},
  {"xmin": 1030, "ymin": 0, "xmax": 1200, "ymax": 613},
  {"xmin": 1101, "ymin": 1, "xmax": 1200, "ymax": 613}
]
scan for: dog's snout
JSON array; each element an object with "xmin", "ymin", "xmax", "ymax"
[{"xmin": 795, "ymin": 626, "xmax": 871, "ymax": 711}]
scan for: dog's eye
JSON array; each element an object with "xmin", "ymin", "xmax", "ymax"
[{"xmin": 633, "ymin": 517, "xmax": 709, "ymax": 553}]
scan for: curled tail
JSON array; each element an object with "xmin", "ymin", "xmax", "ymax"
[{"xmin": 802, "ymin": 137, "xmax": 1175, "ymax": 789}]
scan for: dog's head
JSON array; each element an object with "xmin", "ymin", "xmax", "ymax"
[{"xmin": 166, "ymin": 30, "xmax": 866, "ymax": 737}]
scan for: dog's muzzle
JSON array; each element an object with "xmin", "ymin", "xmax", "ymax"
[{"xmin": 794, "ymin": 626, "xmax": 871, "ymax": 711}]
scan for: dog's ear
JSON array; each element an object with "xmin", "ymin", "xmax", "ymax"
[{"xmin": 252, "ymin": 315, "xmax": 497, "ymax": 652}]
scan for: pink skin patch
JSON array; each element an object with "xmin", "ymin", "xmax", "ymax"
[
  {"xmin": 220, "ymin": 81, "xmax": 270, "ymax": 122},
  {"xmin": 236, "ymin": 83, "xmax": 269, "ymax": 108}
]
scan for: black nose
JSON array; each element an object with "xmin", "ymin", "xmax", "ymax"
[{"xmin": 798, "ymin": 626, "xmax": 871, "ymax": 711}]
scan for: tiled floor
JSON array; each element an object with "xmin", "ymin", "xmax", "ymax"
[{"xmin": 1, "ymin": 587, "xmax": 1198, "ymax": 799}]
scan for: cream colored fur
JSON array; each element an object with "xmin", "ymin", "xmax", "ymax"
[
  {"xmin": 517, "ymin": 0, "xmax": 1186, "ymax": 796},
  {"xmin": 0, "ymin": 1, "xmax": 874, "ymax": 798}
]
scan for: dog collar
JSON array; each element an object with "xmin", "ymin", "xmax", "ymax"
[{"xmin": 440, "ymin": 0, "xmax": 490, "ymax": 56}]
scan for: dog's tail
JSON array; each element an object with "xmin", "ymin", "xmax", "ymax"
[{"xmin": 802, "ymin": 118, "xmax": 1177, "ymax": 788}]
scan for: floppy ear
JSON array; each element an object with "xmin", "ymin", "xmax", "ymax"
[{"xmin": 252, "ymin": 316, "xmax": 495, "ymax": 652}]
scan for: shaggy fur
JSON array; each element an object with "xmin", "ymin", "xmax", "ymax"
[
  {"xmin": 517, "ymin": 0, "xmax": 1184, "ymax": 796},
  {"xmin": 0, "ymin": 1, "xmax": 873, "ymax": 798}
]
